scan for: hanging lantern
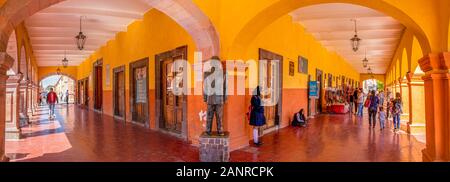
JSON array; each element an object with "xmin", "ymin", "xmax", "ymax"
[
  {"xmin": 56, "ymin": 67, "xmax": 61, "ymax": 75},
  {"xmin": 75, "ymin": 16, "xmax": 87, "ymax": 50},
  {"xmin": 62, "ymin": 50, "xmax": 69, "ymax": 68},
  {"xmin": 350, "ymin": 19, "xmax": 361, "ymax": 52},
  {"xmin": 362, "ymin": 49, "xmax": 369, "ymax": 68}
]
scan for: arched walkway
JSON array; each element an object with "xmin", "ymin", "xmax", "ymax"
[
  {"xmin": 0, "ymin": 0, "xmax": 220, "ymax": 58},
  {"xmin": 229, "ymin": 0, "xmax": 431, "ymax": 58}
]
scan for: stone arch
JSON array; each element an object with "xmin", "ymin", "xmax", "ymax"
[
  {"xmin": 0, "ymin": 0, "xmax": 220, "ymax": 60},
  {"xmin": 6, "ymin": 30, "xmax": 17, "ymax": 75},
  {"xmin": 38, "ymin": 72, "xmax": 77, "ymax": 84},
  {"xmin": 229, "ymin": 0, "xmax": 431, "ymax": 59},
  {"xmin": 18, "ymin": 44, "xmax": 27, "ymax": 78}
]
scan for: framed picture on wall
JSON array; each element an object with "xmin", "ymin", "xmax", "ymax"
[
  {"xmin": 298, "ymin": 56, "xmax": 308, "ymax": 74},
  {"xmin": 289, "ymin": 61, "xmax": 295, "ymax": 76}
]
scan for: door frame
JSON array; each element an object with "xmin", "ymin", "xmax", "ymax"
[
  {"xmin": 113, "ymin": 65, "xmax": 126, "ymax": 121},
  {"xmin": 155, "ymin": 45, "xmax": 188, "ymax": 139},
  {"xmin": 93, "ymin": 59, "xmax": 103, "ymax": 112},
  {"xmin": 77, "ymin": 80, "xmax": 83, "ymax": 105},
  {"xmin": 258, "ymin": 48, "xmax": 283, "ymax": 131},
  {"xmin": 316, "ymin": 69, "xmax": 323, "ymax": 113},
  {"xmin": 129, "ymin": 58, "xmax": 150, "ymax": 127}
]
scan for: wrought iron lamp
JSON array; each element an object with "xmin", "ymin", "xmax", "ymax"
[
  {"xmin": 350, "ymin": 19, "xmax": 361, "ymax": 52},
  {"xmin": 62, "ymin": 50, "xmax": 69, "ymax": 68},
  {"xmin": 362, "ymin": 49, "xmax": 368, "ymax": 68},
  {"xmin": 56, "ymin": 67, "xmax": 61, "ymax": 75},
  {"xmin": 75, "ymin": 16, "xmax": 87, "ymax": 50}
]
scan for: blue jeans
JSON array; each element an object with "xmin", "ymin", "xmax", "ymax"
[
  {"xmin": 380, "ymin": 119, "xmax": 385, "ymax": 129},
  {"xmin": 369, "ymin": 109, "xmax": 377, "ymax": 127},
  {"xmin": 49, "ymin": 103, "xmax": 56, "ymax": 116},
  {"xmin": 393, "ymin": 114, "xmax": 401, "ymax": 129},
  {"xmin": 357, "ymin": 103, "xmax": 364, "ymax": 117}
]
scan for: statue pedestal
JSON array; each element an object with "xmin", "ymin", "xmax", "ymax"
[{"xmin": 199, "ymin": 132, "xmax": 230, "ymax": 162}]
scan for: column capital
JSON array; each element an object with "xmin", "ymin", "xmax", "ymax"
[
  {"xmin": 0, "ymin": 52, "xmax": 14, "ymax": 74},
  {"xmin": 406, "ymin": 72, "xmax": 414, "ymax": 83},
  {"xmin": 418, "ymin": 52, "xmax": 450, "ymax": 74}
]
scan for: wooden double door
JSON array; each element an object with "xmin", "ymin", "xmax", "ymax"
[
  {"xmin": 78, "ymin": 78, "xmax": 89, "ymax": 107},
  {"xmin": 130, "ymin": 58, "xmax": 149, "ymax": 126},
  {"xmin": 156, "ymin": 46, "xmax": 187, "ymax": 136},
  {"xmin": 113, "ymin": 66, "xmax": 126, "ymax": 120},
  {"xmin": 258, "ymin": 49, "xmax": 283, "ymax": 130}
]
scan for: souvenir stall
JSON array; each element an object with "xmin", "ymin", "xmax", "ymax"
[{"xmin": 325, "ymin": 87, "xmax": 349, "ymax": 114}]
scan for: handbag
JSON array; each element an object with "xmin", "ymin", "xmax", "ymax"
[
  {"xmin": 364, "ymin": 97, "xmax": 371, "ymax": 108},
  {"xmin": 246, "ymin": 105, "xmax": 253, "ymax": 121}
]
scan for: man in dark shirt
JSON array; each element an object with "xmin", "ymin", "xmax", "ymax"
[{"xmin": 353, "ymin": 89, "xmax": 358, "ymax": 114}]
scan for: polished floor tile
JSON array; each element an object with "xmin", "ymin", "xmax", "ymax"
[{"xmin": 6, "ymin": 105, "xmax": 424, "ymax": 162}]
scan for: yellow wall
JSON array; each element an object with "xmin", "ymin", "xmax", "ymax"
[
  {"xmin": 38, "ymin": 66, "xmax": 78, "ymax": 82},
  {"xmin": 245, "ymin": 14, "xmax": 360, "ymax": 89},
  {"xmin": 361, "ymin": 74, "xmax": 386, "ymax": 84},
  {"xmin": 76, "ymin": 9, "xmax": 196, "ymax": 91}
]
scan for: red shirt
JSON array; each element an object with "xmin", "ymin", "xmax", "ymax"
[{"xmin": 47, "ymin": 92, "xmax": 58, "ymax": 104}]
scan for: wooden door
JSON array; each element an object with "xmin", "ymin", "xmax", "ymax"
[
  {"xmin": 130, "ymin": 58, "xmax": 149, "ymax": 125},
  {"xmin": 161, "ymin": 57, "xmax": 184, "ymax": 133},
  {"xmin": 259, "ymin": 49, "xmax": 283, "ymax": 130},
  {"xmin": 156, "ymin": 46, "xmax": 188, "ymax": 137},
  {"xmin": 113, "ymin": 66, "xmax": 125, "ymax": 119},
  {"xmin": 84, "ymin": 78, "xmax": 89, "ymax": 107},
  {"xmin": 78, "ymin": 80, "xmax": 83, "ymax": 105},
  {"xmin": 93, "ymin": 60, "xmax": 103, "ymax": 111}
]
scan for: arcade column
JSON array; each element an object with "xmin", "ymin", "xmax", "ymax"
[
  {"xmin": 19, "ymin": 79, "xmax": 29, "ymax": 126},
  {"xmin": 406, "ymin": 72, "xmax": 426, "ymax": 137},
  {"xmin": 27, "ymin": 82, "xmax": 33, "ymax": 116},
  {"xmin": 400, "ymin": 78, "xmax": 410, "ymax": 133},
  {"xmin": 419, "ymin": 53, "xmax": 450, "ymax": 162},
  {"xmin": 5, "ymin": 73, "xmax": 23, "ymax": 140},
  {"xmin": 0, "ymin": 52, "xmax": 15, "ymax": 162}
]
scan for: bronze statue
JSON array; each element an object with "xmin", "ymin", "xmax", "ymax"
[{"xmin": 203, "ymin": 56, "xmax": 227, "ymax": 136}]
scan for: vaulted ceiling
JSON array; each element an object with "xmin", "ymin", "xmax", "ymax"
[
  {"xmin": 25, "ymin": 0, "xmax": 152, "ymax": 67},
  {"xmin": 290, "ymin": 3, "xmax": 405, "ymax": 74}
]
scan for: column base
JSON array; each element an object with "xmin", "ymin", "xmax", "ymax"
[
  {"xmin": 1, "ymin": 155, "xmax": 10, "ymax": 162},
  {"xmin": 19, "ymin": 114, "xmax": 29, "ymax": 127},
  {"xmin": 199, "ymin": 132, "xmax": 230, "ymax": 162},
  {"xmin": 5, "ymin": 127, "xmax": 23, "ymax": 141},
  {"xmin": 422, "ymin": 149, "xmax": 449, "ymax": 162}
]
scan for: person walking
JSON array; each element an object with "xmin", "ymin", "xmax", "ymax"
[
  {"xmin": 249, "ymin": 86, "xmax": 266, "ymax": 146},
  {"xmin": 357, "ymin": 89, "xmax": 364, "ymax": 117},
  {"xmin": 379, "ymin": 90, "xmax": 385, "ymax": 108},
  {"xmin": 353, "ymin": 88, "xmax": 358, "ymax": 114},
  {"xmin": 348, "ymin": 88, "xmax": 354, "ymax": 114},
  {"xmin": 46, "ymin": 88, "xmax": 59, "ymax": 119},
  {"xmin": 368, "ymin": 90, "xmax": 379, "ymax": 129},
  {"xmin": 65, "ymin": 89, "xmax": 70, "ymax": 105},
  {"xmin": 392, "ymin": 92, "xmax": 403, "ymax": 132},
  {"xmin": 379, "ymin": 107, "xmax": 386, "ymax": 131}
]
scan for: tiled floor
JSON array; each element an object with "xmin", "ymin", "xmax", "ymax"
[{"xmin": 6, "ymin": 105, "xmax": 425, "ymax": 162}]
